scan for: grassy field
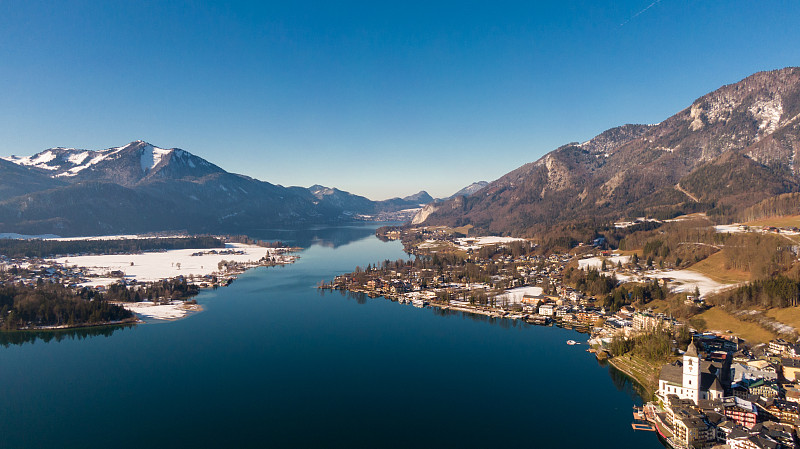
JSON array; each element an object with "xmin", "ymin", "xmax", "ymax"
[
  {"xmin": 745, "ymin": 215, "xmax": 800, "ymax": 228},
  {"xmin": 687, "ymin": 251, "xmax": 750, "ymax": 284},
  {"xmin": 765, "ymin": 307, "xmax": 800, "ymax": 331},
  {"xmin": 608, "ymin": 353, "xmax": 664, "ymax": 398},
  {"xmin": 453, "ymin": 224, "xmax": 474, "ymax": 235},
  {"xmin": 642, "ymin": 298, "xmax": 672, "ymax": 314},
  {"xmin": 616, "ymin": 249, "xmax": 642, "ymax": 257},
  {"xmin": 696, "ymin": 307, "xmax": 775, "ymax": 344}
]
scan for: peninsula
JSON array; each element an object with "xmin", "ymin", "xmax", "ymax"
[{"xmin": 0, "ymin": 234, "xmax": 298, "ymax": 328}]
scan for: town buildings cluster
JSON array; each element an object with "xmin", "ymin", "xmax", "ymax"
[
  {"xmin": 647, "ymin": 337, "xmax": 800, "ymax": 448},
  {"xmin": 337, "ymin": 227, "xmax": 800, "ymax": 448}
]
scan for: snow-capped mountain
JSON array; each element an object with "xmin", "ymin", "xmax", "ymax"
[
  {"xmin": 448, "ymin": 181, "xmax": 489, "ymax": 199},
  {"xmin": 0, "ymin": 141, "xmax": 422, "ymax": 236},
  {"xmin": 2, "ymin": 141, "xmax": 223, "ymax": 187}
]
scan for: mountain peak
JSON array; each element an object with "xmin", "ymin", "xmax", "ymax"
[{"xmin": 403, "ymin": 191, "xmax": 433, "ymax": 204}]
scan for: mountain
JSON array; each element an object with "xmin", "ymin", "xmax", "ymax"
[
  {"xmin": 2, "ymin": 141, "xmax": 225, "ymax": 186},
  {"xmin": 376, "ymin": 191, "xmax": 434, "ymax": 212},
  {"xmin": 449, "ymin": 181, "xmax": 489, "ymax": 199},
  {"xmin": 416, "ymin": 67, "xmax": 800, "ymax": 235},
  {"xmin": 0, "ymin": 158, "xmax": 65, "ymax": 201},
  {"xmin": 0, "ymin": 141, "xmax": 419, "ymax": 236},
  {"xmin": 307, "ymin": 185, "xmax": 375, "ymax": 215}
]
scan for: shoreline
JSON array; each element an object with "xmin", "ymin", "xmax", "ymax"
[
  {"xmin": 114, "ymin": 300, "xmax": 205, "ymax": 321},
  {"xmin": 330, "ymin": 286, "xmax": 662, "ymax": 403},
  {"xmin": 4, "ymin": 317, "xmax": 141, "ymax": 333},
  {"xmin": 606, "ymin": 354, "xmax": 659, "ymax": 399},
  {"xmin": 1, "ymin": 238, "xmax": 300, "ymax": 332}
]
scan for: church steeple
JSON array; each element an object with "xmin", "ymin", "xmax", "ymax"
[
  {"xmin": 682, "ymin": 337, "xmax": 701, "ymax": 403},
  {"xmin": 685, "ymin": 339, "xmax": 698, "ymax": 357}
]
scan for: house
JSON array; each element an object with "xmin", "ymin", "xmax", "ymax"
[
  {"xmin": 727, "ymin": 426, "xmax": 780, "ymax": 449},
  {"xmin": 768, "ymin": 339, "xmax": 792, "ymax": 357},
  {"xmin": 748, "ymin": 380, "xmax": 781, "ymax": 399},
  {"xmin": 521, "ymin": 294, "xmax": 544, "ymax": 306},
  {"xmin": 732, "ymin": 362, "xmax": 778, "ymax": 383},
  {"xmin": 722, "ymin": 397, "xmax": 759, "ymax": 429},
  {"xmin": 538, "ymin": 303, "xmax": 555, "ymax": 317},
  {"xmin": 782, "ymin": 358, "xmax": 800, "ymax": 383}
]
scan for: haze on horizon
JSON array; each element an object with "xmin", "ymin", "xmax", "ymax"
[{"xmin": 0, "ymin": 0, "xmax": 798, "ymax": 201}]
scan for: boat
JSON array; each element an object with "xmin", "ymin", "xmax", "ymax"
[{"xmin": 566, "ymin": 340, "xmax": 579, "ymax": 345}]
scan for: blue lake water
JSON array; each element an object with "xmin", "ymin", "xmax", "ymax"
[{"xmin": 0, "ymin": 224, "xmax": 663, "ymax": 448}]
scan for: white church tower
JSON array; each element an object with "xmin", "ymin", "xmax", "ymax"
[{"xmin": 682, "ymin": 339, "xmax": 701, "ymax": 403}]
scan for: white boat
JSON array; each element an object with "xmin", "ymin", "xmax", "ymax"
[{"xmin": 566, "ymin": 340, "xmax": 579, "ymax": 345}]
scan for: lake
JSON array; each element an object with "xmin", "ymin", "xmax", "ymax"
[{"xmin": 0, "ymin": 224, "xmax": 663, "ymax": 448}]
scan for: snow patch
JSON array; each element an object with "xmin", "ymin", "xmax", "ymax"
[
  {"xmin": 495, "ymin": 286, "xmax": 543, "ymax": 305},
  {"xmin": 748, "ymin": 96, "xmax": 783, "ymax": 137},
  {"xmin": 579, "ymin": 255, "xmax": 631, "ymax": 270},
  {"xmin": 140, "ymin": 144, "xmax": 172, "ymax": 172},
  {"xmin": 119, "ymin": 301, "xmax": 193, "ymax": 320},
  {"xmin": 67, "ymin": 151, "xmax": 90, "ymax": 165}
]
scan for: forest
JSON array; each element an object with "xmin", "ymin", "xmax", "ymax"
[
  {"xmin": 0, "ymin": 236, "xmax": 224, "ymax": 258},
  {"xmin": 0, "ymin": 282, "xmax": 134, "ymax": 330},
  {"xmin": 561, "ymin": 267, "xmax": 669, "ymax": 312}
]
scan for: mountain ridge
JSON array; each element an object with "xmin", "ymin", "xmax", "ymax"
[
  {"xmin": 0, "ymin": 141, "xmax": 433, "ymax": 236},
  {"xmin": 416, "ymin": 67, "xmax": 800, "ymax": 236}
]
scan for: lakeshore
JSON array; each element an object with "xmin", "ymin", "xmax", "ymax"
[
  {"xmin": 326, "ymin": 225, "xmax": 800, "ymax": 448},
  {"xmin": 0, "ymin": 235, "xmax": 299, "ymax": 329}
]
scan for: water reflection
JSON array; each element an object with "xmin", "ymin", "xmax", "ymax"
[
  {"xmin": 607, "ymin": 363, "xmax": 648, "ymax": 404},
  {"xmin": 0, "ymin": 324, "xmax": 133, "ymax": 347},
  {"xmin": 320, "ymin": 288, "xmax": 534, "ymax": 330},
  {"xmin": 250, "ymin": 222, "xmax": 399, "ymax": 249}
]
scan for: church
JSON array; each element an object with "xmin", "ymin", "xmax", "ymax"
[{"xmin": 657, "ymin": 340, "xmax": 729, "ymax": 404}]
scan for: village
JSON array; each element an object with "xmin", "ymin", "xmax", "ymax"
[{"xmin": 324, "ymin": 225, "xmax": 800, "ymax": 449}]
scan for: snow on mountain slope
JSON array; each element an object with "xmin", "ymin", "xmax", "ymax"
[
  {"xmin": 3, "ymin": 144, "xmax": 133, "ymax": 177},
  {"xmin": 139, "ymin": 144, "xmax": 172, "ymax": 172},
  {"xmin": 3, "ymin": 150, "xmax": 59, "ymax": 170},
  {"xmin": 2, "ymin": 141, "xmax": 219, "ymax": 182}
]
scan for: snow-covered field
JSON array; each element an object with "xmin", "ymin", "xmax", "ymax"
[
  {"xmin": 49, "ymin": 243, "xmax": 281, "ymax": 283},
  {"xmin": 578, "ymin": 255, "xmax": 631, "ymax": 270},
  {"xmin": 455, "ymin": 236, "xmax": 526, "ymax": 250},
  {"xmin": 494, "ymin": 286, "xmax": 543, "ymax": 305},
  {"xmin": 714, "ymin": 224, "xmax": 747, "ymax": 233},
  {"xmin": 616, "ymin": 268, "xmax": 738, "ymax": 298},
  {"xmin": 118, "ymin": 300, "xmax": 201, "ymax": 320},
  {"xmin": 714, "ymin": 223, "xmax": 799, "ymax": 236},
  {"xmin": 50, "ymin": 234, "xmax": 190, "ymax": 241}
]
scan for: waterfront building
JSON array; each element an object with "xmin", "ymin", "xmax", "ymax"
[
  {"xmin": 538, "ymin": 303, "xmax": 555, "ymax": 317},
  {"xmin": 666, "ymin": 401, "xmax": 715, "ymax": 448}
]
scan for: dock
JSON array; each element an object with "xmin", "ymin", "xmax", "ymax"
[{"xmin": 631, "ymin": 406, "xmax": 656, "ymax": 432}]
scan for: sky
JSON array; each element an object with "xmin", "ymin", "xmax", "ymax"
[{"xmin": 0, "ymin": 1, "xmax": 799, "ymax": 200}]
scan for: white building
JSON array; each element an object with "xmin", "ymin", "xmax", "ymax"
[
  {"xmin": 657, "ymin": 341, "xmax": 726, "ymax": 404},
  {"xmin": 538, "ymin": 303, "xmax": 555, "ymax": 316}
]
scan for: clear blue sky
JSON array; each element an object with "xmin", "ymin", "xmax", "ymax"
[{"xmin": 1, "ymin": 1, "xmax": 798, "ymax": 200}]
